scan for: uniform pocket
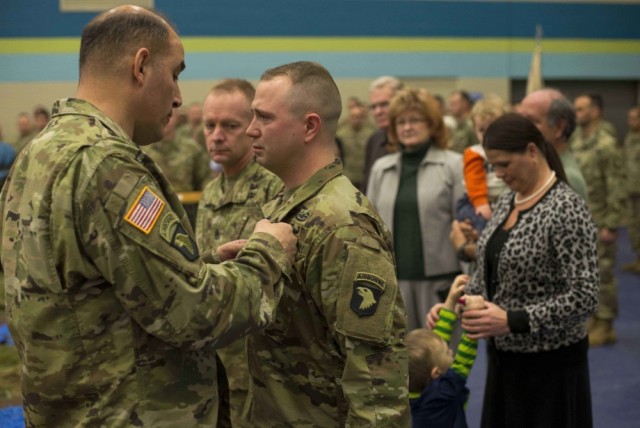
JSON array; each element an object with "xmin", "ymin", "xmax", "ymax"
[{"xmin": 335, "ymin": 244, "xmax": 397, "ymax": 345}]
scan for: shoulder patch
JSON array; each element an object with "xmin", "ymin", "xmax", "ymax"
[
  {"xmin": 124, "ymin": 186, "xmax": 165, "ymax": 234},
  {"xmin": 350, "ymin": 272, "xmax": 385, "ymax": 317},
  {"xmin": 171, "ymin": 223, "xmax": 199, "ymax": 261}
]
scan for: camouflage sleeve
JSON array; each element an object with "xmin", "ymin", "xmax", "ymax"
[
  {"xmin": 75, "ymin": 155, "xmax": 289, "ymax": 351},
  {"xmin": 601, "ymin": 144, "xmax": 626, "ymax": 229},
  {"xmin": 192, "ymin": 145, "xmax": 212, "ymax": 191},
  {"xmin": 195, "ymin": 179, "xmax": 216, "ymax": 252},
  {"xmin": 317, "ymin": 221, "xmax": 409, "ymax": 425},
  {"xmin": 0, "ymin": 184, "xmax": 5, "ymax": 322}
]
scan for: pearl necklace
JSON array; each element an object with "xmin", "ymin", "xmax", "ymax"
[{"xmin": 514, "ymin": 171, "xmax": 556, "ymax": 205}]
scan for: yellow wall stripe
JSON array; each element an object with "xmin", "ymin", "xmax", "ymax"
[{"xmin": 1, "ymin": 37, "xmax": 639, "ymax": 55}]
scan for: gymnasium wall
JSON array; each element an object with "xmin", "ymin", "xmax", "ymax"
[{"xmin": 1, "ymin": 0, "xmax": 639, "ymax": 141}]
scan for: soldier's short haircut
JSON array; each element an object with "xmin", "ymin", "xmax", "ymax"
[
  {"xmin": 452, "ymin": 90, "xmax": 473, "ymax": 108},
  {"xmin": 369, "ymin": 75, "xmax": 404, "ymax": 94},
  {"xmin": 405, "ymin": 328, "xmax": 446, "ymax": 393},
  {"xmin": 33, "ymin": 105, "xmax": 50, "ymax": 120},
  {"xmin": 588, "ymin": 93, "xmax": 604, "ymax": 112},
  {"xmin": 546, "ymin": 90, "xmax": 576, "ymax": 142},
  {"xmin": 260, "ymin": 61, "xmax": 342, "ymax": 136},
  {"xmin": 79, "ymin": 7, "xmax": 174, "ymax": 77},
  {"xmin": 211, "ymin": 79, "xmax": 256, "ymax": 103}
]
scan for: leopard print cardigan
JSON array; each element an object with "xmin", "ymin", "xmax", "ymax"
[{"xmin": 466, "ymin": 180, "xmax": 599, "ymax": 353}]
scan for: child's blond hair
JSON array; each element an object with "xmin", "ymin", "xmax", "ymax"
[{"xmin": 405, "ymin": 328, "xmax": 448, "ymax": 393}]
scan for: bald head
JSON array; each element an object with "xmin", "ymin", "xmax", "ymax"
[
  {"xmin": 519, "ymin": 88, "xmax": 575, "ymax": 145},
  {"xmin": 79, "ymin": 6, "xmax": 174, "ymax": 79}
]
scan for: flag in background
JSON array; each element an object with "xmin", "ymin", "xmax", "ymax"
[{"xmin": 526, "ymin": 25, "xmax": 544, "ymax": 95}]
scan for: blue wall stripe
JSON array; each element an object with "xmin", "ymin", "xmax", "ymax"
[
  {"xmin": 1, "ymin": 52, "xmax": 637, "ymax": 82},
  {"xmin": 1, "ymin": 1, "xmax": 639, "ymax": 39}
]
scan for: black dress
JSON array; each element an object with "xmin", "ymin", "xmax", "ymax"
[{"xmin": 480, "ymin": 227, "xmax": 593, "ymax": 428}]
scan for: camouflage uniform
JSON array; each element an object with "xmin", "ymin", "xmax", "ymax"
[
  {"xmin": 246, "ymin": 160, "xmax": 409, "ymax": 427},
  {"xmin": 449, "ymin": 118, "xmax": 478, "ymax": 154},
  {"xmin": 0, "ymin": 98, "xmax": 291, "ymax": 427},
  {"xmin": 336, "ymin": 120, "xmax": 375, "ymax": 188},
  {"xmin": 142, "ymin": 135, "xmax": 211, "ymax": 193},
  {"xmin": 13, "ymin": 131, "xmax": 36, "ymax": 152},
  {"xmin": 572, "ymin": 127, "xmax": 626, "ymax": 320},
  {"xmin": 195, "ymin": 160, "xmax": 283, "ymax": 427},
  {"xmin": 176, "ymin": 124, "xmax": 207, "ymax": 151},
  {"xmin": 624, "ymin": 130, "xmax": 640, "ymax": 256}
]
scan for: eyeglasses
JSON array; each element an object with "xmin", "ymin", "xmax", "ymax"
[
  {"xmin": 369, "ymin": 101, "xmax": 390, "ymax": 111},
  {"xmin": 395, "ymin": 117, "xmax": 426, "ymax": 127}
]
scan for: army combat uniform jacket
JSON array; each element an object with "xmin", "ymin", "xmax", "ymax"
[
  {"xmin": 246, "ymin": 160, "xmax": 409, "ymax": 427},
  {"xmin": 196, "ymin": 160, "xmax": 283, "ymax": 251},
  {"xmin": 0, "ymin": 99, "xmax": 290, "ymax": 427},
  {"xmin": 571, "ymin": 128, "xmax": 625, "ymax": 229},
  {"xmin": 142, "ymin": 134, "xmax": 211, "ymax": 193},
  {"xmin": 196, "ymin": 159, "xmax": 283, "ymax": 426}
]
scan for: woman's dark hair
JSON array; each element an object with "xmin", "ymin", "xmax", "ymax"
[{"xmin": 483, "ymin": 113, "xmax": 567, "ymax": 183}]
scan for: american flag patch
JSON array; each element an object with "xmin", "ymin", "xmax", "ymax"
[{"xmin": 124, "ymin": 186, "xmax": 165, "ymax": 234}]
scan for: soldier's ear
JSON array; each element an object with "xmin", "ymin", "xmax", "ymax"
[
  {"xmin": 132, "ymin": 48, "xmax": 151, "ymax": 85},
  {"xmin": 303, "ymin": 113, "xmax": 321, "ymax": 144}
]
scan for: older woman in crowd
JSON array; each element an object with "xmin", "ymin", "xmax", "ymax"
[
  {"xmin": 367, "ymin": 88, "xmax": 463, "ymax": 331},
  {"xmin": 432, "ymin": 113, "xmax": 598, "ymax": 428}
]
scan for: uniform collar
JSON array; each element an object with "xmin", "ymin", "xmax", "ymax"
[
  {"xmin": 51, "ymin": 98, "xmax": 132, "ymax": 145},
  {"xmin": 263, "ymin": 159, "xmax": 343, "ymax": 221}
]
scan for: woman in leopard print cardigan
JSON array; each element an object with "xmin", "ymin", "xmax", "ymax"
[{"xmin": 461, "ymin": 114, "xmax": 598, "ymax": 428}]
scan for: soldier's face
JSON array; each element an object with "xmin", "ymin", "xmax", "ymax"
[
  {"xmin": 247, "ymin": 76, "xmax": 305, "ymax": 180},
  {"xmin": 202, "ymin": 90, "xmax": 254, "ymax": 173},
  {"xmin": 628, "ymin": 110, "xmax": 640, "ymax": 132},
  {"xmin": 17, "ymin": 116, "xmax": 32, "ymax": 136},
  {"xmin": 135, "ymin": 32, "xmax": 184, "ymax": 146},
  {"xmin": 573, "ymin": 97, "xmax": 593, "ymax": 128}
]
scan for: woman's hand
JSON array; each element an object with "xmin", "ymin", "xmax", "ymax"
[
  {"xmin": 458, "ymin": 219, "xmax": 480, "ymax": 242},
  {"xmin": 461, "ymin": 301, "xmax": 510, "ymax": 339}
]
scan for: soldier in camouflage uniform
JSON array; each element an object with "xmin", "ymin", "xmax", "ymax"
[
  {"xmin": 142, "ymin": 113, "xmax": 211, "ymax": 194},
  {"xmin": 622, "ymin": 106, "xmax": 640, "ymax": 273},
  {"xmin": 12, "ymin": 112, "xmax": 36, "ymax": 152},
  {"xmin": 572, "ymin": 94, "xmax": 626, "ymax": 346},
  {"xmin": 336, "ymin": 97, "xmax": 375, "ymax": 189},
  {"xmin": 196, "ymin": 79, "xmax": 284, "ymax": 427},
  {"xmin": 448, "ymin": 90, "xmax": 479, "ymax": 154},
  {"xmin": 0, "ymin": 7, "xmax": 296, "ymax": 427},
  {"xmin": 244, "ymin": 61, "xmax": 409, "ymax": 426}
]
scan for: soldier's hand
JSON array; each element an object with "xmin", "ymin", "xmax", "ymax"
[
  {"xmin": 216, "ymin": 239, "xmax": 247, "ymax": 262},
  {"xmin": 254, "ymin": 219, "xmax": 297, "ymax": 264}
]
